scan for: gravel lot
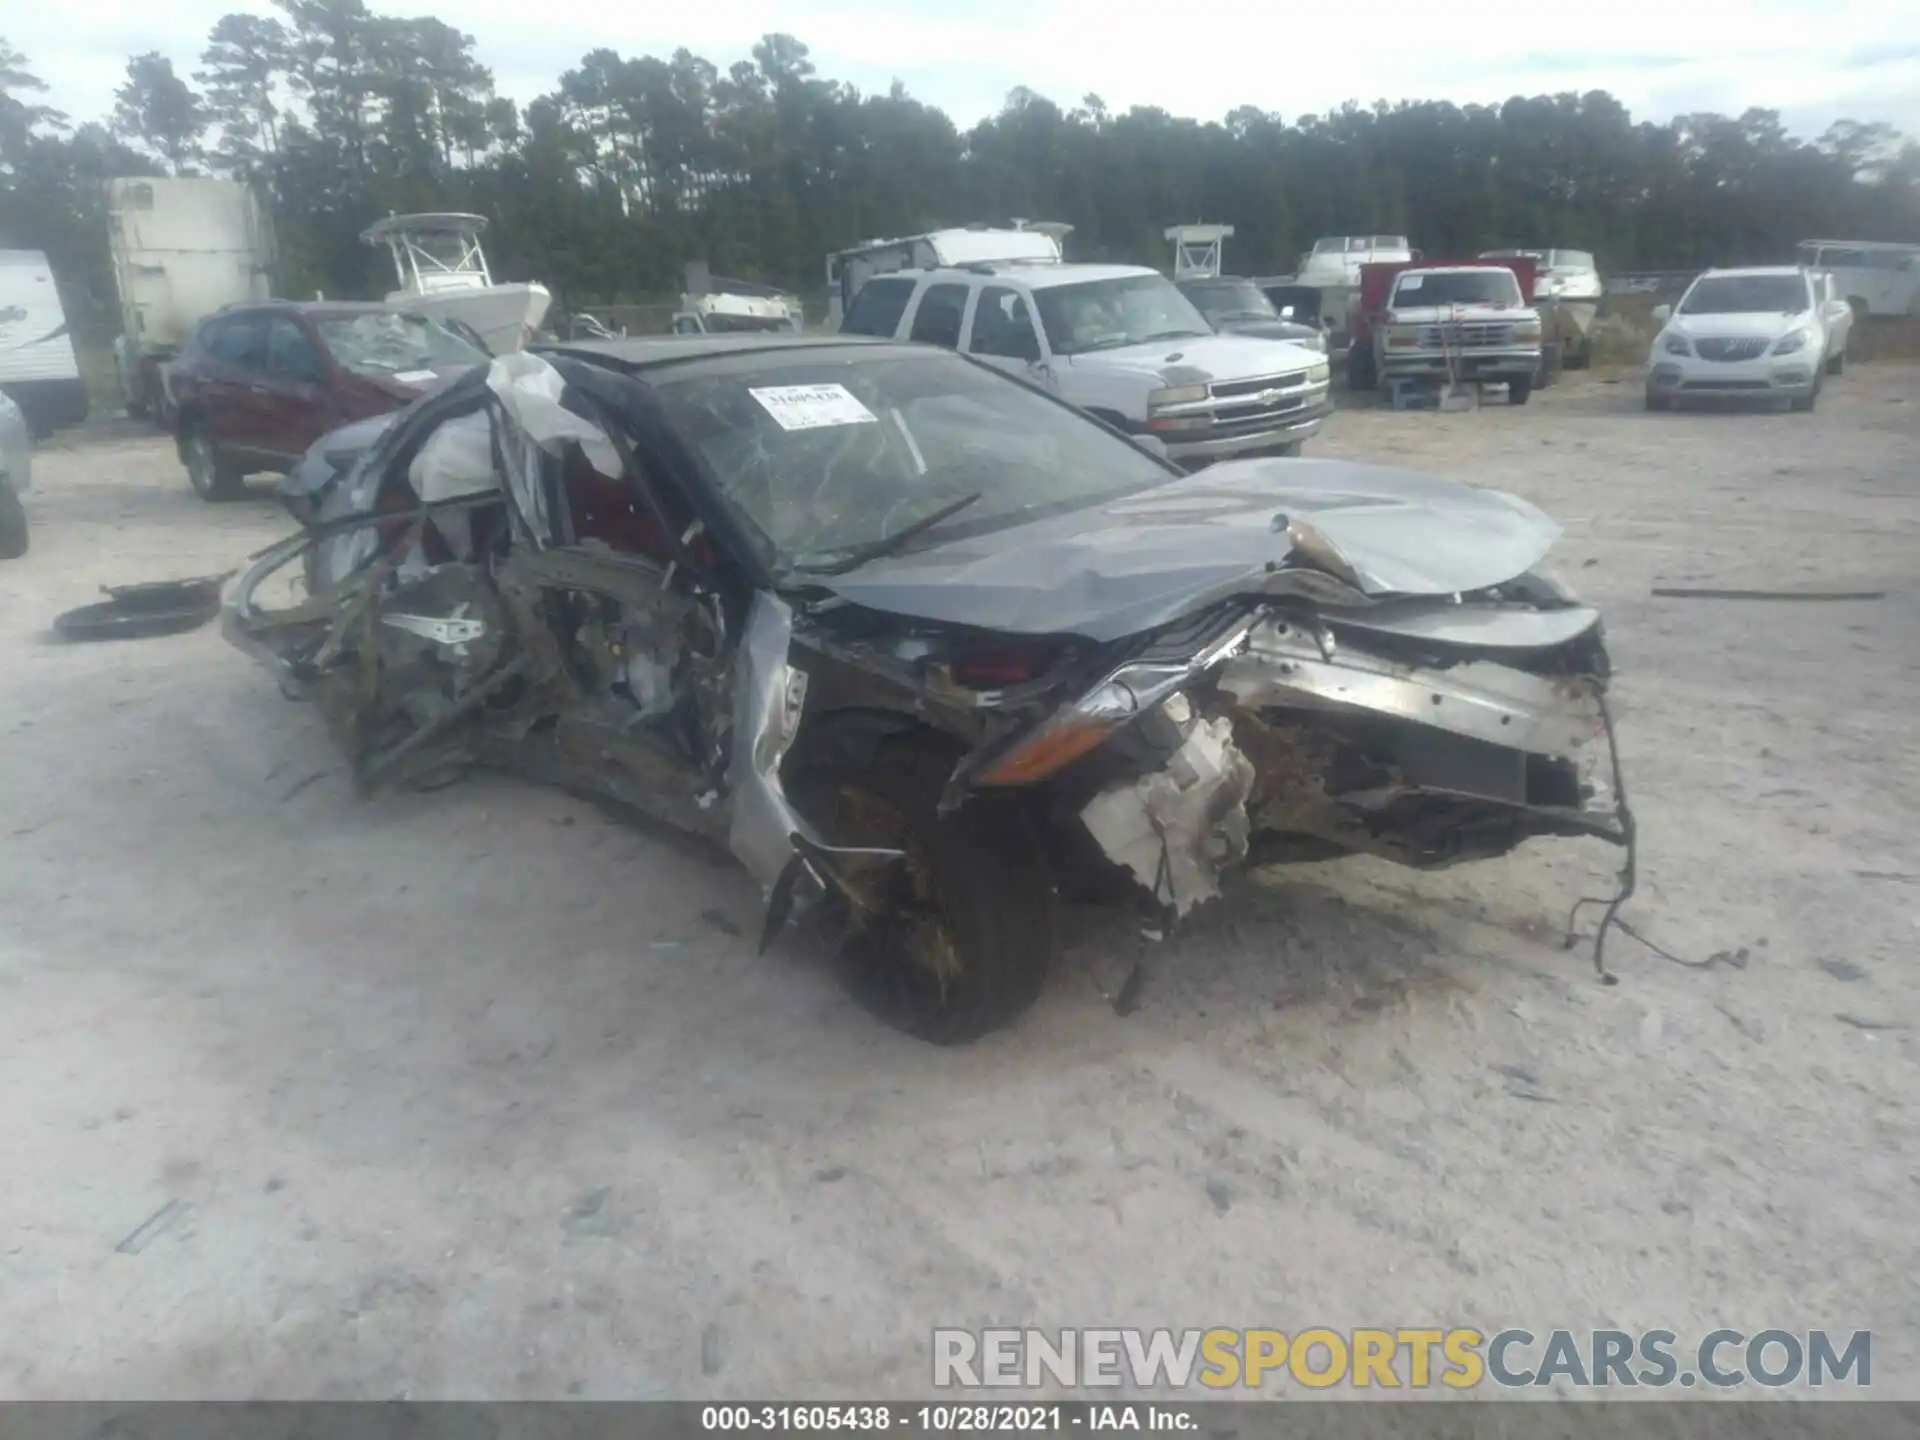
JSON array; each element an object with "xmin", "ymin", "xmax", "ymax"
[{"xmin": 1, "ymin": 369, "xmax": 1915, "ymax": 1400}]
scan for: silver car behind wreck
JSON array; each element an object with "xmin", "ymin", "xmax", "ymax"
[{"xmin": 226, "ymin": 337, "xmax": 1625, "ymax": 1043}]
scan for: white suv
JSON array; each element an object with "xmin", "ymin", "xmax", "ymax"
[
  {"xmin": 1646, "ymin": 266, "xmax": 1847, "ymax": 412},
  {"xmin": 839, "ymin": 263, "xmax": 1331, "ymax": 469}
]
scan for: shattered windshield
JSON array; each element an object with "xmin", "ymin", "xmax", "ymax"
[
  {"xmin": 1032, "ymin": 275, "xmax": 1214, "ymax": 355},
  {"xmin": 316, "ymin": 312, "xmax": 489, "ymax": 377},
  {"xmin": 1180, "ymin": 279, "xmax": 1281, "ymax": 325},
  {"xmin": 1392, "ymin": 271, "xmax": 1524, "ymax": 307},
  {"xmin": 1680, "ymin": 275, "xmax": 1810, "ymax": 315},
  {"xmin": 651, "ymin": 349, "xmax": 1175, "ymax": 574}
]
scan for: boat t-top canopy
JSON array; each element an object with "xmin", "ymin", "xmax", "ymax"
[
  {"xmin": 361, "ymin": 213, "xmax": 494, "ymax": 295},
  {"xmin": 359, "ymin": 213, "xmax": 490, "ymax": 244},
  {"xmin": 1166, "ymin": 223, "xmax": 1234, "ymax": 281}
]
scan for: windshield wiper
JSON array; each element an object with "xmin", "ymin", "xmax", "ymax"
[
  {"xmin": 792, "ymin": 492, "xmax": 983, "ymax": 577},
  {"xmin": 1140, "ymin": 329, "xmax": 1210, "ymax": 343}
]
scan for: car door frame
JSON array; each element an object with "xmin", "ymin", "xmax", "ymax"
[
  {"xmin": 956, "ymin": 281, "xmax": 1055, "ymax": 390},
  {"xmin": 253, "ymin": 312, "xmax": 337, "ymax": 472},
  {"xmin": 196, "ymin": 310, "xmax": 273, "ymax": 465}
]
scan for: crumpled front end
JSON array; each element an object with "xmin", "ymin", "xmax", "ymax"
[{"xmin": 974, "ymin": 578, "xmax": 1623, "ymax": 917}]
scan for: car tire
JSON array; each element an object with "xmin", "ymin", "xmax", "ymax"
[
  {"xmin": 182, "ymin": 422, "xmax": 244, "ymax": 502},
  {"xmin": 789, "ymin": 730, "xmax": 1057, "ymax": 1044},
  {"xmin": 1645, "ymin": 389, "xmax": 1671, "ymax": 412},
  {"xmin": 1507, "ymin": 376, "xmax": 1534, "ymax": 406},
  {"xmin": 1826, "ymin": 348, "xmax": 1846, "ymax": 376},
  {"xmin": 1274, "ymin": 440, "xmax": 1303, "ymax": 458},
  {"xmin": 0, "ymin": 477, "xmax": 28, "ymax": 560},
  {"xmin": 1790, "ymin": 390, "xmax": 1818, "ymax": 412}
]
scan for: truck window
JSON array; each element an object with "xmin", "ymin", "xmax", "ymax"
[
  {"xmin": 908, "ymin": 283, "xmax": 969, "ymax": 349},
  {"xmin": 841, "ymin": 277, "xmax": 915, "ymax": 337},
  {"xmin": 967, "ymin": 286, "xmax": 1042, "ymax": 360}
]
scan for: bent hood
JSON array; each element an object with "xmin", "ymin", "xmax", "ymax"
[
  {"xmin": 816, "ymin": 459, "xmax": 1561, "ymax": 642},
  {"xmin": 1063, "ymin": 332, "xmax": 1321, "ymax": 383}
]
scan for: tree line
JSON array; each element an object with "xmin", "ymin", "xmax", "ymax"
[{"xmin": 3, "ymin": 0, "xmax": 1917, "ymax": 331}]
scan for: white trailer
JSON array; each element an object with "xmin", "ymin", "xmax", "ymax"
[
  {"xmin": 826, "ymin": 222, "xmax": 1070, "ymax": 330},
  {"xmin": 0, "ymin": 250, "xmax": 87, "ymax": 435},
  {"xmin": 106, "ymin": 177, "xmax": 277, "ymax": 420}
]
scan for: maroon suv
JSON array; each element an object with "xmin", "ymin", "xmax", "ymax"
[{"xmin": 166, "ymin": 300, "xmax": 490, "ymax": 501}]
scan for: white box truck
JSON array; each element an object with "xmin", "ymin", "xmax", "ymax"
[
  {"xmin": 0, "ymin": 249, "xmax": 87, "ymax": 436},
  {"xmin": 107, "ymin": 177, "xmax": 277, "ymax": 421}
]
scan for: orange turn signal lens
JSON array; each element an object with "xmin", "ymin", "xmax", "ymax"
[{"xmin": 975, "ymin": 719, "xmax": 1117, "ymax": 786}]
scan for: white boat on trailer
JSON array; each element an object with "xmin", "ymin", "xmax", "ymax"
[{"xmin": 361, "ymin": 212, "xmax": 551, "ymax": 355}]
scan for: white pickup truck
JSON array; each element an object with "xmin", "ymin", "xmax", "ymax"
[
  {"xmin": 840, "ymin": 262, "xmax": 1331, "ymax": 467},
  {"xmin": 1370, "ymin": 265, "xmax": 1544, "ymax": 403}
]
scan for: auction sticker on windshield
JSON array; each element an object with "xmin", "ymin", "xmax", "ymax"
[{"xmin": 750, "ymin": 384, "xmax": 879, "ymax": 432}]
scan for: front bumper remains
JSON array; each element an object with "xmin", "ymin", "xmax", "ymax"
[{"xmin": 1069, "ymin": 608, "xmax": 1623, "ymax": 913}]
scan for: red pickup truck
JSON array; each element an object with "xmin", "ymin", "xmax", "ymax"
[{"xmin": 1347, "ymin": 255, "xmax": 1540, "ymax": 393}]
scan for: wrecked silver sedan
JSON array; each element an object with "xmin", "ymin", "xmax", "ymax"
[{"xmin": 226, "ymin": 336, "xmax": 1625, "ymax": 1042}]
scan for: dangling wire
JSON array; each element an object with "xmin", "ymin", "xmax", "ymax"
[{"xmin": 1562, "ymin": 689, "xmax": 1633, "ymax": 984}]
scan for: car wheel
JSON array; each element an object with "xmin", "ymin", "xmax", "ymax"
[
  {"xmin": 1507, "ymin": 376, "xmax": 1534, "ymax": 406},
  {"xmin": 1645, "ymin": 389, "xmax": 1671, "ymax": 412},
  {"xmin": 1826, "ymin": 348, "xmax": 1846, "ymax": 376},
  {"xmin": 182, "ymin": 422, "xmax": 243, "ymax": 502},
  {"xmin": 789, "ymin": 731, "xmax": 1057, "ymax": 1044},
  {"xmin": 0, "ymin": 476, "xmax": 28, "ymax": 560}
]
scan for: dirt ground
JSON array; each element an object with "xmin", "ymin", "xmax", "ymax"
[{"xmin": 1, "ymin": 369, "xmax": 1916, "ymax": 1402}]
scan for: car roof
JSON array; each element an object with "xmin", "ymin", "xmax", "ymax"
[{"xmin": 536, "ymin": 334, "xmax": 911, "ymax": 370}]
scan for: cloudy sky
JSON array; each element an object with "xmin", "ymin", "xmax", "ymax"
[{"xmin": 15, "ymin": 0, "xmax": 1920, "ymax": 142}]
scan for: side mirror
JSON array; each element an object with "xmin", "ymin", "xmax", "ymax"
[{"xmin": 1650, "ymin": 303, "xmax": 1672, "ymax": 323}]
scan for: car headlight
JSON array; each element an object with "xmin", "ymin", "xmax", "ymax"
[
  {"xmin": 1308, "ymin": 360, "xmax": 1330, "ymax": 383},
  {"xmin": 1148, "ymin": 384, "xmax": 1208, "ymax": 409},
  {"xmin": 1662, "ymin": 332, "xmax": 1692, "ymax": 356},
  {"xmin": 1515, "ymin": 318, "xmax": 1543, "ymax": 340},
  {"xmin": 1772, "ymin": 329, "xmax": 1811, "ymax": 356}
]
